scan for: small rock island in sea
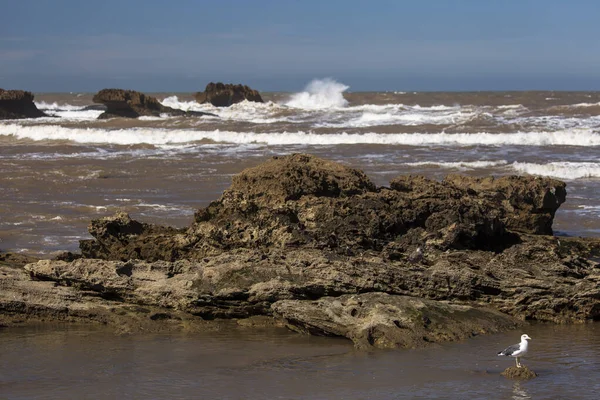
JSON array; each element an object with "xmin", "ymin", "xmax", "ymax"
[
  {"xmin": 0, "ymin": 88, "xmax": 47, "ymax": 120},
  {"xmin": 1, "ymin": 154, "xmax": 599, "ymax": 349},
  {"xmin": 91, "ymin": 88, "xmax": 216, "ymax": 119},
  {"xmin": 195, "ymin": 82, "xmax": 263, "ymax": 107}
]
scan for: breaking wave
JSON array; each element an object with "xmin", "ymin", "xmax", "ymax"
[
  {"xmin": 285, "ymin": 78, "xmax": 349, "ymax": 109},
  {"xmin": 402, "ymin": 160, "xmax": 508, "ymax": 170},
  {"xmin": 397, "ymin": 160, "xmax": 600, "ymax": 180},
  {"xmin": 511, "ymin": 161, "xmax": 600, "ymax": 180},
  {"xmin": 2, "ymin": 124, "xmax": 600, "ymax": 147},
  {"xmin": 35, "ymin": 101, "xmax": 85, "ymax": 111}
]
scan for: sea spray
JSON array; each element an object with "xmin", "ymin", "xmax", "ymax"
[{"xmin": 285, "ymin": 78, "xmax": 349, "ymax": 109}]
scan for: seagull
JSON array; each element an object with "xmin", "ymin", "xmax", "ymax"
[{"xmin": 498, "ymin": 334, "xmax": 532, "ymax": 368}]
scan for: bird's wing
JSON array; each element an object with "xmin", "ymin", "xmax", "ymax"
[{"xmin": 499, "ymin": 343, "xmax": 520, "ymax": 356}]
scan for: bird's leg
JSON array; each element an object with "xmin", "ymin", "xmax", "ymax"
[{"xmin": 516, "ymin": 357, "xmax": 521, "ymax": 368}]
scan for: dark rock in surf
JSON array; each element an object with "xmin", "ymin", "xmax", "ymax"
[
  {"xmin": 92, "ymin": 88, "xmax": 216, "ymax": 119},
  {"xmin": 195, "ymin": 82, "xmax": 263, "ymax": 107},
  {"xmin": 0, "ymin": 89, "xmax": 47, "ymax": 120}
]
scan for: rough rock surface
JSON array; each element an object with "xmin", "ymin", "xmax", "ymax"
[
  {"xmin": 2, "ymin": 154, "xmax": 600, "ymax": 349},
  {"xmin": 272, "ymin": 292, "xmax": 517, "ymax": 349},
  {"xmin": 195, "ymin": 82, "xmax": 263, "ymax": 107},
  {"xmin": 79, "ymin": 212, "xmax": 186, "ymax": 262},
  {"xmin": 81, "ymin": 154, "xmax": 569, "ymax": 258},
  {"xmin": 92, "ymin": 89, "xmax": 216, "ymax": 119},
  {"xmin": 501, "ymin": 366, "xmax": 538, "ymax": 379},
  {"xmin": 0, "ymin": 89, "xmax": 47, "ymax": 119}
]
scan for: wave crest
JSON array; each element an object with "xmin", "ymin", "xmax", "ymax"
[
  {"xmin": 512, "ymin": 161, "xmax": 600, "ymax": 180},
  {"xmin": 285, "ymin": 78, "xmax": 349, "ymax": 109},
  {"xmin": 3, "ymin": 124, "xmax": 600, "ymax": 147}
]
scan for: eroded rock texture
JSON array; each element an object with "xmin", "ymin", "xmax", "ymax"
[
  {"xmin": 92, "ymin": 88, "xmax": 215, "ymax": 119},
  {"xmin": 2, "ymin": 154, "xmax": 599, "ymax": 348},
  {"xmin": 195, "ymin": 82, "xmax": 263, "ymax": 107}
]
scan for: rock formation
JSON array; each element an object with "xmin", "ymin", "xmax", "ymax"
[
  {"xmin": 2, "ymin": 154, "xmax": 599, "ymax": 349},
  {"xmin": 501, "ymin": 366, "xmax": 538, "ymax": 380},
  {"xmin": 0, "ymin": 89, "xmax": 47, "ymax": 119},
  {"xmin": 92, "ymin": 89, "xmax": 216, "ymax": 119},
  {"xmin": 195, "ymin": 82, "xmax": 263, "ymax": 107}
]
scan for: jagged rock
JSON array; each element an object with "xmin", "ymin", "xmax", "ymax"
[
  {"xmin": 92, "ymin": 88, "xmax": 216, "ymax": 119},
  {"xmin": 442, "ymin": 174, "xmax": 566, "ymax": 234},
  {"xmin": 0, "ymin": 89, "xmax": 47, "ymax": 119},
  {"xmin": 501, "ymin": 366, "xmax": 538, "ymax": 379},
  {"xmin": 79, "ymin": 212, "xmax": 186, "ymax": 261},
  {"xmin": 229, "ymin": 153, "xmax": 376, "ymax": 205},
  {"xmin": 195, "ymin": 82, "xmax": 263, "ymax": 107},
  {"xmin": 272, "ymin": 292, "xmax": 519, "ymax": 349},
  {"xmin": 186, "ymin": 154, "xmax": 564, "ymax": 255}
]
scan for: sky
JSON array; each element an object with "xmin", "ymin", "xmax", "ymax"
[{"xmin": 1, "ymin": 0, "xmax": 600, "ymax": 92}]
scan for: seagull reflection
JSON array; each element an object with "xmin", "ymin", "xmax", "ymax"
[{"xmin": 512, "ymin": 382, "xmax": 531, "ymax": 400}]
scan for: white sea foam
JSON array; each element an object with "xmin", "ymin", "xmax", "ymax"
[
  {"xmin": 511, "ymin": 161, "xmax": 600, "ymax": 180},
  {"xmin": 160, "ymin": 96, "xmax": 199, "ymax": 111},
  {"xmin": 35, "ymin": 101, "xmax": 85, "ymax": 111},
  {"xmin": 402, "ymin": 160, "xmax": 508, "ymax": 169},
  {"xmin": 568, "ymin": 102, "xmax": 600, "ymax": 108},
  {"xmin": 285, "ymin": 78, "xmax": 349, "ymax": 109},
  {"xmin": 392, "ymin": 159, "xmax": 600, "ymax": 180},
  {"xmin": 3, "ymin": 124, "xmax": 600, "ymax": 147},
  {"xmin": 44, "ymin": 109, "xmax": 105, "ymax": 120},
  {"xmin": 138, "ymin": 115, "xmax": 170, "ymax": 121},
  {"xmin": 497, "ymin": 104, "xmax": 524, "ymax": 109},
  {"xmin": 137, "ymin": 203, "xmax": 193, "ymax": 213},
  {"xmin": 579, "ymin": 205, "xmax": 600, "ymax": 210},
  {"xmin": 318, "ymin": 108, "xmax": 473, "ymax": 128},
  {"xmin": 161, "ymin": 96, "xmax": 291, "ymax": 124}
]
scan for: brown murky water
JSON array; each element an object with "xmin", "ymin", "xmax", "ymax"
[{"xmin": 1, "ymin": 323, "xmax": 599, "ymax": 399}]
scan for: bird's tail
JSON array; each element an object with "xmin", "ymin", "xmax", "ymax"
[{"xmin": 497, "ymin": 351, "xmax": 504, "ymax": 356}]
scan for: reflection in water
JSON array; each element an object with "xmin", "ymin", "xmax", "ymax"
[{"xmin": 512, "ymin": 382, "xmax": 531, "ymax": 399}]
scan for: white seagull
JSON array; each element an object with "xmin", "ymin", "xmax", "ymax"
[{"xmin": 497, "ymin": 334, "xmax": 532, "ymax": 368}]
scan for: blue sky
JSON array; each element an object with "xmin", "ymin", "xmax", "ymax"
[{"xmin": 1, "ymin": 0, "xmax": 599, "ymax": 92}]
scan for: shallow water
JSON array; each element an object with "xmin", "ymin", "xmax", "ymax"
[{"xmin": 1, "ymin": 323, "xmax": 599, "ymax": 399}]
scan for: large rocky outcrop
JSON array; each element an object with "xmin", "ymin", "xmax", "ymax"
[
  {"xmin": 0, "ymin": 89, "xmax": 47, "ymax": 119},
  {"xmin": 80, "ymin": 154, "xmax": 565, "ymax": 261},
  {"xmin": 2, "ymin": 154, "xmax": 599, "ymax": 349},
  {"xmin": 92, "ymin": 89, "xmax": 216, "ymax": 119},
  {"xmin": 195, "ymin": 82, "xmax": 263, "ymax": 107}
]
